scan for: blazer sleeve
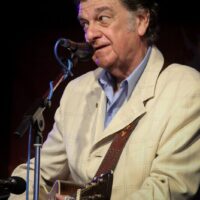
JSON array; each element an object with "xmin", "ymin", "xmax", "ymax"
[{"xmin": 129, "ymin": 68, "xmax": 200, "ymax": 200}]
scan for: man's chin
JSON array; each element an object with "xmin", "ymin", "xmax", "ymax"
[
  {"xmin": 93, "ymin": 57, "xmax": 113, "ymax": 69},
  {"xmin": 95, "ymin": 61, "xmax": 110, "ymax": 69}
]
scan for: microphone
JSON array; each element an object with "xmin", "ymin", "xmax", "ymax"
[
  {"xmin": 0, "ymin": 176, "xmax": 26, "ymax": 195},
  {"xmin": 58, "ymin": 38, "xmax": 94, "ymax": 61}
]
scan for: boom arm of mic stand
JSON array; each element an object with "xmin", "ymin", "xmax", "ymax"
[{"xmin": 14, "ymin": 73, "xmax": 66, "ymax": 138}]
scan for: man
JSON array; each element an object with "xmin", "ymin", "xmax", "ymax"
[{"xmin": 10, "ymin": 0, "xmax": 200, "ymax": 199}]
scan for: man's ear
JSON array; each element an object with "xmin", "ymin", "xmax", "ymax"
[{"xmin": 136, "ymin": 9, "xmax": 150, "ymax": 36}]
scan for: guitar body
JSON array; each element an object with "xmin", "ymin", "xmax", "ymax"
[{"xmin": 40, "ymin": 171, "xmax": 113, "ymax": 200}]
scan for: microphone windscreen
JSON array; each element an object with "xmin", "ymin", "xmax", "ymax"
[
  {"xmin": 59, "ymin": 38, "xmax": 94, "ymax": 61},
  {"xmin": 9, "ymin": 176, "xmax": 26, "ymax": 194}
]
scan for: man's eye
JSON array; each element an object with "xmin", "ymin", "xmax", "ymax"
[
  {"xmin": 98, "ymin": 16, "xmax": 110, "ymax": 23},
  {"xmin": 80, "ymin": 21, "xmax": 89, "ymax": 30}
]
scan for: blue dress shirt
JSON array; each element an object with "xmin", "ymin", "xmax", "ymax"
[{"xmin": 98, "ymin": 47, "xmax": 152, "ymax": 128}]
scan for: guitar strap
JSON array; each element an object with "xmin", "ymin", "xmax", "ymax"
[{"xmin": 94, "ymin": 118, "xmax": 140, "ymax": 177}]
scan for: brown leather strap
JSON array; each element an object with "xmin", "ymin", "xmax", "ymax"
[{"xmin": 95, "ymin": 119, "xmax": 139, "ymax": 177}]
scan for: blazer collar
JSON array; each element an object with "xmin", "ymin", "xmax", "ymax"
[{"xmin": 136, "ymin": 46, "xmax": 164, "ymax": 102}]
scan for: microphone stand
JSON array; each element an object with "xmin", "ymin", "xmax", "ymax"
[
  {"xmin": 33, "ymin": 73, "xmax": 69, "ymax": 200},
  {"xmin": 34, "ymin": 73, "xmax": 69, "ymax": 200},
  {"xmin": 15, "ymin": 72, "xmax": 70, "ymax": 200}
]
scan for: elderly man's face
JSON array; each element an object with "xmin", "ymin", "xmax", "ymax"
[{"xmin": 78, "ymin": 0, "xmax": 149, "ymax": 75}]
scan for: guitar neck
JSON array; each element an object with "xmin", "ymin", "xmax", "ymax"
[{"xmin": 40, "ymin": 171, "xmax": 113, "ymax": 200}]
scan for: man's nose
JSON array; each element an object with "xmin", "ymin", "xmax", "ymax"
[{"xmin": 85, "ymin": 24, "xmax": 102, "ymax": 43}]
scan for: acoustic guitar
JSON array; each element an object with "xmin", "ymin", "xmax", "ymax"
[{"xmin": 40, "ymin": 171, "xmax": 113, "ymax": 200}]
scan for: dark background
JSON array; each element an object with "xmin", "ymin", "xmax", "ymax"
[{"xmin": 1, "ymin": 0, "xmax": 200, "ymax": 196}]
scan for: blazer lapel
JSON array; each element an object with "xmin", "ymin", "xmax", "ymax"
[{"xmin": 103, "ymin": 94, "xmax": 145, "ymax": 137}]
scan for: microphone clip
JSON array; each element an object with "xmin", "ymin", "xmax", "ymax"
[{"xmin": 53, "ymin": 38, "xmax": 94, "ymax": 77}]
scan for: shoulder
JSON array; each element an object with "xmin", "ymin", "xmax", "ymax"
[
  {"xmin": 67, "ymin": 67, "xmax": 102, "ymax": 90},
  {"xmin": 163, "ymin": 63, "xmax": 200, "ymax": 78},
  {"xmin": 159, "ymin": 64, "xmax": 200, "ymax": 91},
  {"xmin": 59, "ymin": 67, "xmax": 102, "ymax": 103},
  {"xmin": 148, "ymin": 63, "xmax": 200, "ymax": 110}
]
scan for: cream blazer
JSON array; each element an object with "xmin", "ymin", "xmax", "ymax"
[{"xmin": 11, "ymin": 46, "xmax": 200, "ymax": 200}]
